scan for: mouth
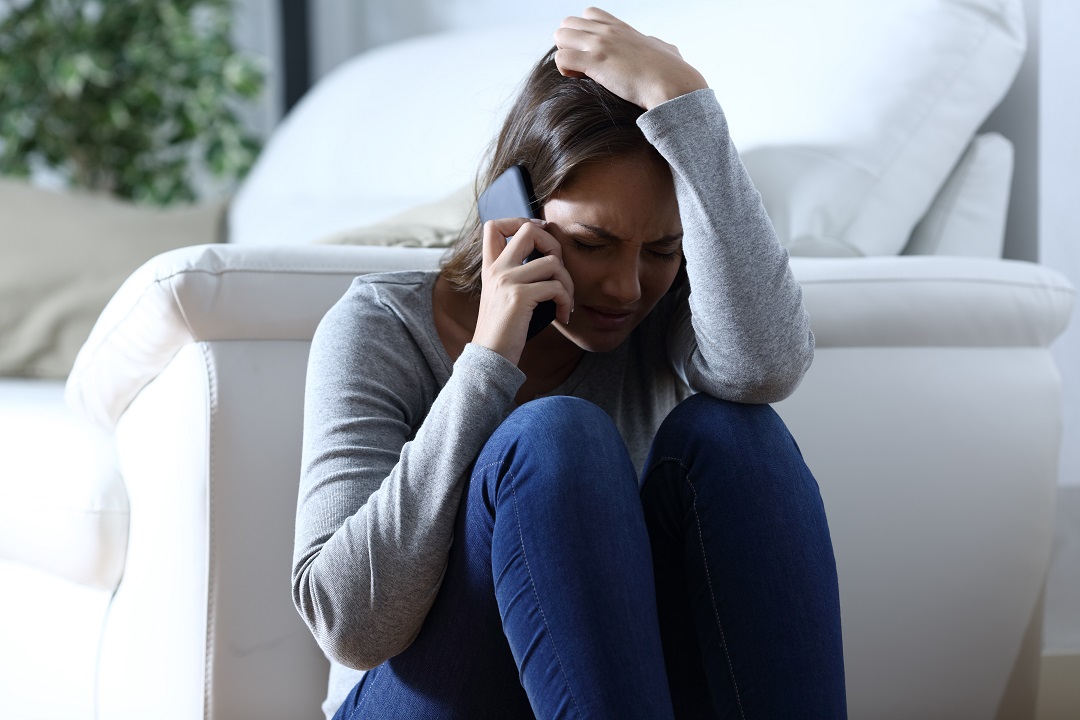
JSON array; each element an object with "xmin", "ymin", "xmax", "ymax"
[{"xmin": 580, "ymin": 305, "xmax": 636, "ymax": 330}]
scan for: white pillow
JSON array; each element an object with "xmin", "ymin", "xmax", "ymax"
[
  {"xmin": 230, "ymin": 0, "xmax": 1025, "ymax": 257},
  {"xmin": 904, "ymin": 133, "xmax": 1014, "ymax": 258},
  {"xmin": 631, "ymin": 0, "xmax": 1025, "ymax": 257},
  {"xmin": 229, "ymin": 29, "xmax": 552, "ymax": 245}
]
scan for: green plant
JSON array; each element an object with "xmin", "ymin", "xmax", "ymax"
[{"xmin": 0, "ymin": 0, "xmax": 264, "ymax": 205}]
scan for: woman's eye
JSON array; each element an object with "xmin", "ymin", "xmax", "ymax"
[
  {"xmin": 573, "ymin": 240, "xmax": 606, "ymax": 253},
  {"xmin": 649, "ymin": 248, "xmax": 682, "ymax": 262}
]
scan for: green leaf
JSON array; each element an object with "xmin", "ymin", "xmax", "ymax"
[{"xmin": 0, "ymin": 0, "xmax": 266, "ymax": 205}]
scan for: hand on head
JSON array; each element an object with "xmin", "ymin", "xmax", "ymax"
[{"xmin": 553, "ymin": 7, "xmax": 708, "ymax": 111}]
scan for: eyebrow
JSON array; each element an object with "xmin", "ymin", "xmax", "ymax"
[{"xmin": 572, "ymin": 223, "xmax": 683, "ymax": 246}]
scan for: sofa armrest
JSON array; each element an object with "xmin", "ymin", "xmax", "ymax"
[
  {"xmin": 66, "ymin": 247, "xmax": 1074, "ymax": 431},
  {"xmin": 792, "ymin": 256, "xmax": 1074, "ymax": 348},
  {"xmin": 66, "ymin": 244, "xmax": 445, "ymax": 430}
]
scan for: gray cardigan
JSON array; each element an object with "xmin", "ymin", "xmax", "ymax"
[{"xmin": 292, "ymin": 88, "xmax": 814, "ymax": 709}]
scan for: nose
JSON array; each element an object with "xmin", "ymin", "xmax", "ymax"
[{"xmin": 600, "ymin": 251, "xmax": 642, "ymax": 307}]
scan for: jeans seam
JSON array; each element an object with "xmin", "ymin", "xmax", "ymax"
[
  {"xmin": 658, "ymin": 455, "xmax": 747, "ymax": 720},
  {"xmin": 353, "ymin": 667, "xmax": 380, "ymax": 716},
  {"xmin": 504, "ymin": 461, "xmax": 582, "ymax": 719}
]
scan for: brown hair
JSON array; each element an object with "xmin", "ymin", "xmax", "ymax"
[{"xmin": 440, "ymin": 46, "xmax": 666, "ymax": 296}]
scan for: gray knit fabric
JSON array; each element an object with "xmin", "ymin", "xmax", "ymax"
[{"xmin": 292, "ymin": 88, "xmax": 814, "ymax": 715}]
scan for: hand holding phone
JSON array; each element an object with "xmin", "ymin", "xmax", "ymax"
[{"xmin": 477, "ymin": 166, "xmax": 560, "ymax": 340}]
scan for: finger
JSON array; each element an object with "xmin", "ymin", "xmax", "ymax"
[
  {"xmin": 510, "ymin": 219, "xmax": 571, "ymax": 262},
  {"xmin": 521, "ymin": 279, "xmax": 575, "ymax": 325},
  {"xmin": 528, "ymin": 224, "xmax": 564, "ymax": 262},
  {"xmin": 558, "ymin": 15, "xmax": 602, "ymax": 32},
  {"xmin": 553, "ymin": 47, "xmax": 592, "ymax": 78},
  {"xmin": 543, "ymin": 260, "xmax": 576, "ymax": 324},
  {"xmin": 582, "ymin": 7, "xmax": 621, "ymax": 24},
  {"xmin": 553, "ymin": 26, "xmax": 596, "ymax": 52},
  {"xmin": 482, "ymin": 219, "xmax": 512, "ymax": 270},
  {"xmin": 502, "ymin": 255, "xmax": 576, "ymax": 323},
  {"xmin": 544, "ymin": 279, "xmax": 576, "ymax": 325},
  {"xmin": 483, "ymin": 217, "xmax": 536, "ymax": 267}
]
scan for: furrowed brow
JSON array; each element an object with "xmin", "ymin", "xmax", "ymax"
[{"xmin": 573, "ymin": 223, "xmax": 682, "ymax": 246}]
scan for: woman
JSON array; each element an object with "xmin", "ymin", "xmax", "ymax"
[{"xmin": 294, "ymin": 8, "xmax": 846, "ymax": 719}]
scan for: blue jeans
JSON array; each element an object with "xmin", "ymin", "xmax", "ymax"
[{"xmin": 334, "ymin": 394, "xmax": 846, "ymax": 719}]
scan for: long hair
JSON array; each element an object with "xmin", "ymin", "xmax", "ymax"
[{"xmin": 440, "ymin": 47, "xmax": 666, "ymax": 295}]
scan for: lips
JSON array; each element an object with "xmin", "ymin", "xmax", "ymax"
[{"xmin": 580, "ymin": 305, "xmax": 636, "ymax": 330}]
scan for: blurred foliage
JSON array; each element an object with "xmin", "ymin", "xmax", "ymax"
[{"xmin": 0, "ymin": 0, "xmax": 264, "ymax": 205}]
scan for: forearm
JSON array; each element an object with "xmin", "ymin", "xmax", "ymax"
[
  {"xmin": 639, "ymin": 89, "xmax": 814, "ymax": 402},
  {"xmin": 292, "ymin": 342, "xmax": 524, "ymax": 669}
]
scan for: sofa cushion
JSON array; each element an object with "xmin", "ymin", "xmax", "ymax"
[
  {"xmin": 903, "ymin": 133, "xmax": 1014, "ymax": 258},
  {"xmin": 0, "ymin": 378, "xmax": 127, "ymax": 591},
  {"xmin": 0, "ymin": 178, "xmax": 225, "ymax": 379},
  {"xmin": 229, "ymin": 0, "xmax": 1024, "ymax": 259},
  {"xmin": 636, "ymin": 0, "xmax": 1025, "ymax": 257}
]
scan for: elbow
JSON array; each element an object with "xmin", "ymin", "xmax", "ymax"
[
  {"xmin": 316, "ymin": 630, "xmax": 393, "ymax": 672},
  {"xmin": 747, "ymin": 337, "xmax": 814, "ymax": 403},
  {"xmin": 292, "ymin": 564, "xmax": 408, "ymax": 671},
  {"xmin": 693, "ymin": 332, "xmax": 814, "ymax": 404}
]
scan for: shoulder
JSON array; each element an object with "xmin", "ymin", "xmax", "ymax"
[
  {"xmin": 318, "ymin": 270, "xmax": 435, "ymax": 337},
  {"xmin": 312, "ymin": 270, "xmax": 438, "ymax": 374}
]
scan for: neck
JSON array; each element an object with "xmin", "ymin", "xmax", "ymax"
[{"xmin": 518, "ymin": 324, "xmax": 585, "ymax": 380}]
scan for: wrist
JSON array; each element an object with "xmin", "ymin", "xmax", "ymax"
[{"xmin": 644, "ymin": 73, "xmax": 709, "ymax": 111}]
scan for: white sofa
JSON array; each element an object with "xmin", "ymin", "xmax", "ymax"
[{"xmin": 2, "ymin": 1, "xmax": 1076, "ymax": 718}]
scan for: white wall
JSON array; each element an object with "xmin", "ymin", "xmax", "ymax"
[
  {"xmin": 1041, "ymin": 0, "xmax": 1080, "ymax": 489},
  {"xmin": 1038, "ymin": 0, "xmax": 1080, "ymax": 658},
  {"xmin": 308, "ymin": 0, "xmax": 662, "ymax": 82}
]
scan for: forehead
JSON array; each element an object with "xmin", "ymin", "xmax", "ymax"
[{"xmin": 545, "ymin": 154, "xmax": 681, "ymax": 238}]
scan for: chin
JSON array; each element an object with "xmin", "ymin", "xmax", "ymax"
[{"xmin": 554, "ymin": 323, "xmax": 632, "ymax": 354}]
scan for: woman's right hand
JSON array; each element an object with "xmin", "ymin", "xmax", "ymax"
[
  {"xmin": 473, "ymin": 218, "xmax": 575, "ymax": 366},
  {"xmin": 554, "ymin": 7, "xmax": 707, "ymax": 111}
]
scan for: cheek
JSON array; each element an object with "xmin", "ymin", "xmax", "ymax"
[
  {"xmin": 643, "ymin": 261, "xmax": 681, "ymax": 300},
  {"xmin": 559, "ymin": 252, "xmax": 598, "ymax": 296}
]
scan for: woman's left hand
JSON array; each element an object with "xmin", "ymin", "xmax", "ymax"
[{"xmin": 553, "ymin": 7, "xmax": 708, "ymax": 111}]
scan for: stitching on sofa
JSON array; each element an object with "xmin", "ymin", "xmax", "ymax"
[
  {"xmin": 200, "ymin": 342, "xmax": 219, "ymax": 720},
  {"xmin": 93, "ymin": 580, "xmax": 123, "ymax": 719},
  {"xmin": 73, "ymin": 265, "xmax": 427, "ymax": 383},
  {"xmin": 658, "ymin": 455, "xmax": 747, "ymax": 720},
  {"xmin": 797, "ymin": 276, "xmax": 1076, "ymax": 293}
]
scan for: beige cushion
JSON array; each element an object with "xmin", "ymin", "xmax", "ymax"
[
  {"xmin": 0, "ymin": 178, "xmax": 225, "ymax": 379},
  {"xmin": 316, "ymin": 185, "xmax": 473, "ymax": 248}
]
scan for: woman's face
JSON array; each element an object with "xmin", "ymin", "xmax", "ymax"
[{"xmin": 543, "ymin": 152, "xmax": 683, "ymax": 353}]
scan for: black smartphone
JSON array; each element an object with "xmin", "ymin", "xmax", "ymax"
[{"xmin": 477, "ymin": 165, "xmax": 558, "ymax": 340}]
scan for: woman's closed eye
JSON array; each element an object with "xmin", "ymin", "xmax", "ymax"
[
  {"xmin": 572, "ymin": 238, "xmax": 608, "ymax": 253},
  {"xmin": 647, "ymin": 244, "xmax": 682, "ymax": 262},
  {"xmin": 572, "ymin": 237, "xmax": 682, "ymax": 262}
]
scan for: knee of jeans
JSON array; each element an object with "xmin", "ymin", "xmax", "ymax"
[
  {"xmin": 487, "ymin": 396, "xmax": 634, "ymax": 493},
  {"xmin": 503, "ymin": 396, "xmax": 619, "ymax": 454},
  {"xmin": 655, "ymin": 392, "xmax": 797, "ymax": 465}
]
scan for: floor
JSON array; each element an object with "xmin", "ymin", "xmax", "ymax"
[
  {"xmin": 1037, "ymin": 653, "xmax": 1080, "ymax": 719},
  {"xmin": 1036, "ymin": 485, "xmax": 1080, "ymax": 720}
]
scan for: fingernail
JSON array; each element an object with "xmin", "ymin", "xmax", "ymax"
[{"xmin": 528, "ymin": 218, "xmax": 546, "ymax": 226}]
